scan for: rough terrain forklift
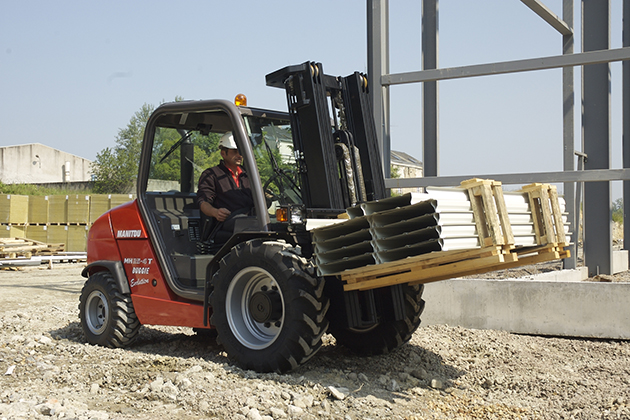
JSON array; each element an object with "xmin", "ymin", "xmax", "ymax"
[{"xmin": 79, "ymin": 62, "xmax": 425, "ymax": 373}]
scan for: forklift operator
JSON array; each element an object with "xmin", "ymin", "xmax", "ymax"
[{"xmin": 196, "ymin": 132, "xmax": 254, "ymax": 236}]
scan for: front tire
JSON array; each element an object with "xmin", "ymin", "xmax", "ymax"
[
  {"xmin": 210, "ymin": 240, "xmax": 329, "ymax": 373},
  {"xmin": 79, "ymin": 271, "xmax": 140, "ymax": 348},
  {"xmin": 330, "ymin": 284, "xmax": 425, "ymax": 356}
]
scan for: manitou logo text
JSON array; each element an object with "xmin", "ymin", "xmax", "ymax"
[{"xmin": 116, "ymin": 229, "xmax": 142, "ymax": 238}]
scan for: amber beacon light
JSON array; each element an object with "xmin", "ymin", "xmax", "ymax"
[{"xmin": 234, "ymin": 94, "xmax": 247, "ymax": 106}]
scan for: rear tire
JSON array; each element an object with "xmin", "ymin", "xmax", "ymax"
[
  {"xmin": 79, "ymin": 271, "xmax": 140, "ymax": 348},
  {"xmin": 330, "ymin": 284, "xmax": 425, "ymax": 356},
  {"xmin": 210, "ymin": 240, "xmax": 329, "ymax": 373}
]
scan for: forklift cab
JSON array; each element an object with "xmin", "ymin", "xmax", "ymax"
[{"xmin": 136, "ymin": 99, "xmax": 300, "ymax": 295}]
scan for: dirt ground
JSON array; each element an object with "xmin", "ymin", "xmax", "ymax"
[{"xmin": 1, "ymin": 262, "xmax": 630, "ymax": 420}]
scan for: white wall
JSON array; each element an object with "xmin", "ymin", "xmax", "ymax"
[{"xmin": 0, "ymin": 143, "xmax": 92, "ymax": 184}]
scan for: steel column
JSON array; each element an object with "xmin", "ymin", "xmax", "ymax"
[
  {"xmin": 422, "ymin": 0, "xmax": 439, "ymax": 177},
  {"xmin": 624, "ymin": 0, "xmax": 630, "ymax": 261},
  {"xmin": 563, "ymin": 0, "xmax": 576, "ymax": 269},
  {"xmin": 367, "ymin": 0, "xmax": 391, "ymax": 178},
  {"xmin": 582, "ymin": 0, "xmax": 612, "ymax": 275}
]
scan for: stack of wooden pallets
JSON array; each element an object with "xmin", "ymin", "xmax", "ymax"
[
  {"xmin": 0, "ymin": 238, "xmax": 65, "ymax": 260},
  {"xmin": 311, "ymin": 179, "xmax": 571, "ymax": 292}
]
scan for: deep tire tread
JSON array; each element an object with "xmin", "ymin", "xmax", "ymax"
[
  {"xmin": 211, "ymin": 240, "xmax": 329, "ymax": 373},
  {"xmin": 330, "ymin": 284, "xmax": 425, "ymax": 356},
  {"xmin": 79, "ymin": 271, "xmax": 140, "ymax": 348}
]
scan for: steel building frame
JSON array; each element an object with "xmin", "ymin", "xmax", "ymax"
[{"xmin": 368, "ymin": 0, "xmax": 630, "ymax": 275}]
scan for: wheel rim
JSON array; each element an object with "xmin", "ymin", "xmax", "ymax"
[
  {"xmin": 85, "ymin": 290, "xmax": 109, "ymax": 335},
  {"xmin": 226, "ymin": 266, "xmax": 285, "ymax": 350}
]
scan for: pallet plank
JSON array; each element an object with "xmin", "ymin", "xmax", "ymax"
[
  {"xmin": 343, "ymin": 253, "xmax": 518, "ymax": 291},
  {"xmin": 492, "ymin": 185, "xmax": 515, "ymax": 245},
  {"xmin": 340, "ymin": 245, "xmax": 509, "ymax": 282},
  {"xmin": 548, "ymin": 187, "xmax": 567, "ymax": 244}
]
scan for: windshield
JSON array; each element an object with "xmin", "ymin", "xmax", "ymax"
[
  {"xmin": 144, "ymin": 107, "xmax": 301, "ymax": 220},
  {"xmin": 242, "ymin": 114, "xmax": 302, "ymax": 217},
  {"xmin": 147, "ymin": 127, "xmax": 220, "ymax": 193}
]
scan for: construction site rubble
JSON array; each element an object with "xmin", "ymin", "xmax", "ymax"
[{"xmin": 1, "ymin": 265, "xmax": 629, "ymax": 419}]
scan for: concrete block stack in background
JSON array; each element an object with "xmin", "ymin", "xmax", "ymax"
[{"xmin": 0, "ymin": 193, "xmax": 135, "ymax": 252}]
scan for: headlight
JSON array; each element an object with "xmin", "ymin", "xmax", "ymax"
[
  {"xmin": 276, "ymin": 205, "xmax": 305, "ymax": 225},
  {"xmin": 290, "ymin": 206, "xmax": 305, "ymax": 224}
]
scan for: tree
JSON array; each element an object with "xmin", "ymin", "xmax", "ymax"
[
  {"xmin": 613, "ymin": 197, "xmax": 623, "ymax": 224},
  {"xmin": 92, "ymin": 103, "xmax": 155, "ymax": 193},
  {"xmin": 390, "ymin": 165, "xmax": 401, "ymax": 179},
  {"xmin": 149, "ymin": 131, "xmax": 221, "ymax": 182}
]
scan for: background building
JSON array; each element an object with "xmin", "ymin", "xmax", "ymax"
[
  {"xmin": 0, "ymin": 143, "xmax": 92, "ymax": 185},
  {"xmin": 391, "ymin": 150, "xmax": 423, "ymax": 194}
]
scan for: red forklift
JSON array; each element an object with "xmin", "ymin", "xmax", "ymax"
[{"xmin": 79, "ymin": 62, "xmax": 425, "ymax": 373}]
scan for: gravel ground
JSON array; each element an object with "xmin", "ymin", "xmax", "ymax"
[{"xmin": 2, "ymin": 263, "xmax": 630, "ymax": 420}]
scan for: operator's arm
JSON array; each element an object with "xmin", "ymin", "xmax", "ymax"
[{"xmin": 199, "ymin": 201, "xmax": 231, "ymax": 222}]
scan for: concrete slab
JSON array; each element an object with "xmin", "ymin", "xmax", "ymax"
[
  {"xmin": 422, "ymin": 275, "xmax": 630, "ymax": 340},
  {"xmin": 507, "ymin": 267, "xmax": 588, "ymax": 282},
  {"xmin": 613, "ymin": 250, "xmax": 629, "ymax": 274}
]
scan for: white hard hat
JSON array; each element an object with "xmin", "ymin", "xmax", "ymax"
[{"xmin": 219, "ymin": 132, "xmax": 238, "ymax": 150}]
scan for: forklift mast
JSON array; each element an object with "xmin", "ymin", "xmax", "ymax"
[{"xmin": 266, "ymin": 62, "xmax": 386, "ymax": 212}]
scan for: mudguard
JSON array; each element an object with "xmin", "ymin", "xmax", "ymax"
[{"xmin": 81, "ymin": 260, "xmax": 130, "ymax": 294}]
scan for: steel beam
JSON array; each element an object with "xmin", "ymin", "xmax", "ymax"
[
  {"xmin": 582, "ymin": 0, "xmax": 612, "ymax": 276},
  {"xmin": 422, "ymin": 0, "xmax": 439, "ymax": 177},
  {"xmin": 521, "ymin": 0, "xmax": 573, "ymax": 36},
  {"xmin": 367, "ymin": 0, "xmax": 391, "ymax": 178},
  {"xmin": 384, "ymin": 168, "xmax": 630, "ymax": 189},
  {"xmin": 382, "ymin": 47, "xmax": 630, "ymax": 85}
]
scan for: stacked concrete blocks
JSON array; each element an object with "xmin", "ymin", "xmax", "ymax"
[{"xmin": 0, "ymin": 193, "xmax": 135, "ymax": 252}]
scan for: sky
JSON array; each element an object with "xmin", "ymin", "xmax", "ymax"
[{"xmin": 0, "ymin": 1, "xmax": 625, "ymax": 195}]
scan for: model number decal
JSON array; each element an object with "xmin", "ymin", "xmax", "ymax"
[
  {"xmin": 117, "ymin": 229, "xmax": 142, "ymax": 238},
  {"xmin": 124, "ymin": 257, "xmax": 153, "ymax": 265}
]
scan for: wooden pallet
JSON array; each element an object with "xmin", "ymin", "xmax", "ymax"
[
  {"xmin": 0, "ymin": 238, "xmax": 65, "ymax": 259},
  {"xmin": 341, "ymin": 245, "xmax": 514, "ymax": 291},
  {"xmin": 520, "ymin": 183, "xmax": 567, "ymax": 246},
  {"xmin": 509, "ymin": 242, "xmax": 571, "ymax": 267},
  {"xmin": 460, "ymin": 178, "xmax": 514, "ymax": 248},
  {"xmin": 341, "ymin": 243, "xmax": 571, "ymax": 291}
]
